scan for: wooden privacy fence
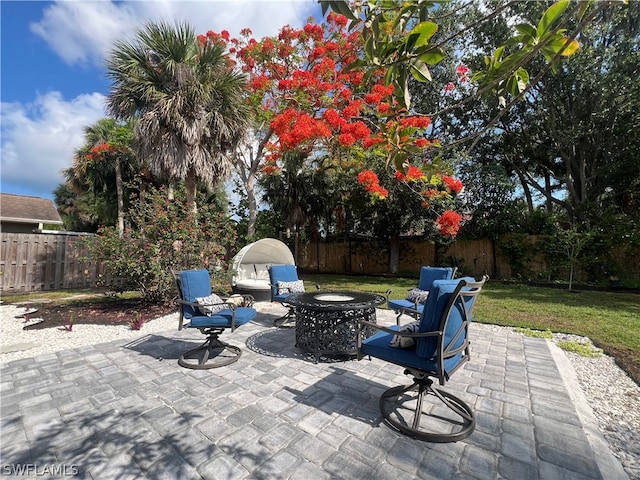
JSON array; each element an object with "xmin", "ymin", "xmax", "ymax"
[
  {"xmin": 2, "ymin": 233, "xmax": 638, "ymax": 293},
  {"xmin": 297, "ymin": 238, "xmax": 498, "ymax": 277},
  {"xmin": 0, "ymin": 233, "xmax": 118, "ymax": 294},
  {"xmin": 297, "ymin": 237, "xmax": 640, "ymax": 283}
]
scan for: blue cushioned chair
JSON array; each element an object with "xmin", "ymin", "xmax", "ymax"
[
  {"xmin": 268, "ymin": 264, "xmax": 318, "ymax": 328},
  {"xmin": 359, "ymin": 276, "xmax": 487, "ymax": 442},
  {"xmin": 386, "ymin": 266, "xmax": 456, "ymax": 324},
  {"xmin": 174, "ymin": 269, "xmax": 257, "ymax": 369}
]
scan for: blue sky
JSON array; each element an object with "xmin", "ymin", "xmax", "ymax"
[{"xmin": 1, "ymin": 0, "xmax": 320, "ymax": 201}]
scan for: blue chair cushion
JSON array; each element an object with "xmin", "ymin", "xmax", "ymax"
[
  {"xmin": 415, "ymin": 277, "xmax": 477, "ymax": 358},
  {"xmin": 186, "ymin": 307, "xmax": 256, "ymax": 329},
  {"xmin": 417, "ymin": 266, "xmax": 455, "ymax": 290},
  {"xmin": 387, "ymin": 267, "xmax": 454, "ymax": 315},
  {"xmin": 361, "ymin": 326, "xmax": 463, "ymax": 374},
  {"xmin": 180, "ymin": 269, "xmax": 214, "ymax": 319},
  {"xmin": 388, "ymin": 298, "xmax": 424, "ymax": 313},
  {"xmin": 269, "ymin": 265, "xmax": 299, "ymax": 302}
]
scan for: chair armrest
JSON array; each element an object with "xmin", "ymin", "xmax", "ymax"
[
  {"xmin": 356, "ymin": 319, "xmax": 441, "ymax": 353},
  {"xmin": 240, "ymin": 294, "xmax": 255, "ymax": 307},
  {"xmin": 359, "ymin": 320, "xmax": 440, "ymax": 339}
]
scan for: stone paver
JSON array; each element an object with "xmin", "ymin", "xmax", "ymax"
[{"xmin": 0, "ymin": 304, "xmax": 629, "ymax": 479}]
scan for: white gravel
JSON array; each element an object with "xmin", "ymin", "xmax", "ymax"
[
  {"xmin": 0, "ymin": 304, "xmax": 180, "ymax": 363},
  {"xmin": 1, "ymin": 303, "xmax": 638, "ymax": 479}
]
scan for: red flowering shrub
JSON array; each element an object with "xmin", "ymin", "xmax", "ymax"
[
  {"xmin": 87, "ymin": 183, "xmax": 235, "ymax": 301},
  {"xmin": 357, "ymin": 170, "xmax": 388, "ymax": 200},
  {"xmin": 443, "ymin": 175, "xmax": 464, "ymax": 194}
]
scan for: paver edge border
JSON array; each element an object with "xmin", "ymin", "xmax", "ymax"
[{"xmin": 547, "ymin": 340, "xmax": 630, "ymax": 480}]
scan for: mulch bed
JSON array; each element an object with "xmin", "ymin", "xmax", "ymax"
[{"xmin": 12, "ymin": 298, "xmax": 176, "ymax": 331}]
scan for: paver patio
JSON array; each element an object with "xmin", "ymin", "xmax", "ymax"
[{"xmin": 0, "ymin": 303, "xmax": 628, "ymax": 479}]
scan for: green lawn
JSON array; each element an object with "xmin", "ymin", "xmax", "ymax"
[{"xmin": 301, "ymin": 273, "xmax": 640, "ymax": 383}]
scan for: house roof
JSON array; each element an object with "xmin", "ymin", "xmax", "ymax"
[{"xmin": 0, "ymin": 193, "xmax": 63, "ymax": 225}]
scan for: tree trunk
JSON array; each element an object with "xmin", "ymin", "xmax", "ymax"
[
  {"xmin": 388, "ymin": 236, "xmax": 400, "ymax": 274},
  {"xmin": 246, "ymin": 176, "xmax": 257, "ymax": 237},
  {"xmin": 544, "ymin": 172, "xmax": 553, "ymax": 213},
  {"xmin": 115, "ymin": 157, "xmax": 125, "ymax": 238},
  {"xmin": 185, "ymin": 170, "xmax": 198, "ymax": 220},
  {"xmin": 516, "ymin": 170, "xmax": 535, "ymax": 215}
]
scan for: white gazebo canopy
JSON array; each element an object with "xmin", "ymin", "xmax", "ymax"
[{"xmin": 230, "ymin": 238, "xmax": 295, "ymax": 288}]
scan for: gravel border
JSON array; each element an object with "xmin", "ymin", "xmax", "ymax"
[{"xmin": 1, "ymin": 303, "xmax": 638, "ymax": 479}]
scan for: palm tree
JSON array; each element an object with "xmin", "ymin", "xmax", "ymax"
[
  {"xmin": 105, "ymin": 21, "xmax": 249, "ymax": 217},
  {"xmin": 71, "ymin": 118, "xmax": 136, "ymax": 236}
]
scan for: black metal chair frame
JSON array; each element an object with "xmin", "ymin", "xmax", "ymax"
[
  {"xmin": 358, "ymin": 277, "xmax": 486, "ymax": 442},
  {"xmin": 270, "ymin": 291, "xmax": 297, "ymax": 329}
]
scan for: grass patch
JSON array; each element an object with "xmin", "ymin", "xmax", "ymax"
[
  {"xmin": 514, "ymin": 327, "xmax": 553, "ymax": 339},
  {"xmin": 558, "ymin": 340, "xmax": 603, "ymax": 357}
]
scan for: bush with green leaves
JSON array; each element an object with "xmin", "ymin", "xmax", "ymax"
[{"xmin": 88, "ymin": 184, "xmax": 236, "ymax": 302}]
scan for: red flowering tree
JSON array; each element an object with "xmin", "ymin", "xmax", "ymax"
[{"xmin": 202, "ymin": 12, "xmax": 465, "ymax": 241}]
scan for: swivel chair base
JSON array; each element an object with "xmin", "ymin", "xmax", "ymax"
[
  {"xmin": 380, "ymin": 375, "xmax": 475, "ymax": 443},
  {"xmin": 273, "ymin": 308, "xmax": 296, "ymax": 328},
  {"xmin": 178, "ymin": 330, "xmax": 242, "ymax": 369}
]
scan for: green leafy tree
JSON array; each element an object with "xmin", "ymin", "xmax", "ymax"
[
  {"xmin": 322, "ymin": 0, "xmax": 625, "ymax": 167},
  {"xmin": 105, "ymin": 21, "xmax": 249, "ymax": 218}
]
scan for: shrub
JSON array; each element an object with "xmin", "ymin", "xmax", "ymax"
[{"xmin": 87, "ymin": 184, "xmax": 236, "ymax": 302}]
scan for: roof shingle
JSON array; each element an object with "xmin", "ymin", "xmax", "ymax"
[{"xmin": 0, "ymin": 193, "xmax": 63, "ymax": 224}]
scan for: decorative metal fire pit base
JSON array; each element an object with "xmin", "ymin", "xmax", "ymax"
[{"xmin": 287, "ymin": 291, "xmax": 386, "ymax": 363}]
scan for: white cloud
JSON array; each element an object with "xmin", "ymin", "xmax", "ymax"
[
  {"xmin": 31, "ymin": 0, "xmax": 320, "ymax": 67},
  {"xmin": 5, "ymin": 0, "xmax": 320, "ymax": 199},
  {"xmin": 1, "ymin": 92, "xmax": 107, "ymax": 197},
  {"xmin": 30, "ymin": 2, "xmax": 140, "ymax": 66}
]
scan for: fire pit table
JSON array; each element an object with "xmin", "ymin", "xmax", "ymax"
[{"xmin": 287, "ymin": 291, "xmax": 386, "ymax": 362}]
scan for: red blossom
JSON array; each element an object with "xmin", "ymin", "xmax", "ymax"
[
  {"xmin": 443, "ymin": 175, "xmax": 464, "ymax": 195},
  {"xmin": 456, "ymin": 65, "xmax": 469, "ymax": 76},
  {"xmin": 323, "ymin": 109, "xmax": 346, "ymax": 130},
  {"xmin": 357, "ymin": 170, "xmax": 379, "ymax": 187},
  {"xmin": 436, "ymin": 210, "xmax": 463, "ymax": 237},
  {"xmin": 377, "ymin": 103, "xmax": 391, "ymax": 114},
  {"xmin": 363, "ymin": 136, "xmax": 384, "ymax": 148},
  {"xmin": 369, "ymin": 183, "xmax": 388, "ymax": 199},
  {"xmin": 395, "ymin": 165, "xmax": 426, "ymax": 182},
  {"xmin": 327, "ymin": 12, "xmax": 348, "ymax": 27},
  {"xmin": 357, "ymin": 170, "xmax": 388, "ymax": 199},
  {"xmin": 364, "ymin": 92, "xmax": 383, "ymax": 105},
  {"xmin": 338, "ymin": 133, "xmax": 356, "ymax": 146},
  {"xmin": 400, "ymin": 116, "xmax": 431, "ymax": 129},
  {"xmin": 456, "ymin": 65, "xmax": 470, "ymax": 82}
]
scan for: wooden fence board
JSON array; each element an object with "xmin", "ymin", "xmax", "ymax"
[{"xmin": 0, "ymin": 233, "xmax": 122, "ymax": 294}]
